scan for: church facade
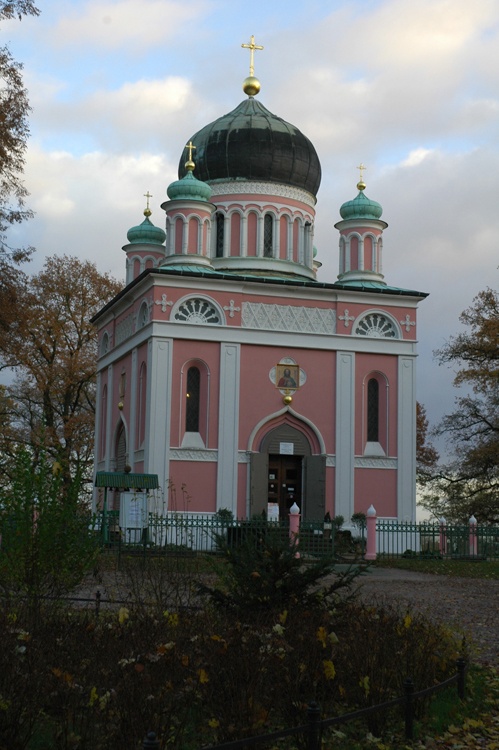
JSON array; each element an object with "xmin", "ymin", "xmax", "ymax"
[{"xmin": 92, "ymin": 49, "xmax": 427, "ymax": 526}]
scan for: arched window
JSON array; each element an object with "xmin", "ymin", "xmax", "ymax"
[
  {"xmin": 115, "ymin": 423, "xmax": 126, "ymax": 472},
  {"xmin": 137, "ymin": 301, "xmax": 149, "ymax": 329},
  {"xmin": 263, "ymin": 214, "xmax": 273, "ymax": 258},
  {"xmin": 215, "ymin": 212, "xmax": 224, "ymax": 258},
  {"xmin": 100, "ymin": 332, "xmax": 110, "ymax": 356},
  {"xmin": 367, "ymin": 378, "xmax": 379, "ymax": 442},
  {"xmin": 185, "ymin": 366, "xmax": 200, "ymax": 432}
]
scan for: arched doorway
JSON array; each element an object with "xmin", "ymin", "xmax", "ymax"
[{"xmin": 249, "ymin": 423, "xmax": 326, "ymax": 521}]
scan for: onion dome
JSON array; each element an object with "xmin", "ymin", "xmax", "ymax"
[
  {"xmin": 127, "ymin": 208, "xmax": 166, "ymax": 245},
  {"xmin": 339, "ymin": 180, "xmax": 383, "ymax": 220},
  {"xmin": 178, "ymin": 97, "xmax": 322, "ymax": 198},
  {"xmin": 168, "ymin": 141, "xmax": 212, "ymax": 201}
]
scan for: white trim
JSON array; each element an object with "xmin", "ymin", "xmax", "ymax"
[
  {"xmin": 397, "ymin": 356, "xmax": 417, "ymax": 521},
  {"xmin": 335, "ymin": 352, "xmax": 355, "ymax": 522},
  {"xmin": 216, "ymin": 343, "xmax": 241, "ymax": 514},
  {"xmin": 211, "ymin": 255, "xmax": 316, "ymax": 279},
  {"xmin": 209, "ymin": 180, "xmax": 317, "ymax": 208},
  {"xmin": 145, "ymin": 338, "xmax": 173, "ymax": 498}
]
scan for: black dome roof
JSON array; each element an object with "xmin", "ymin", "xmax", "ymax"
[{"xmin": 178, "ymin": 98, "xmax": 321, "ymax": 198}]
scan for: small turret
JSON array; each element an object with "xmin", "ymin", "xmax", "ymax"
[
  {"xmin": 123, "ymin": 194, "xmax": 166, "ymax": 284},
  {"xmin": 161, "ymin": 143, "xmax": 215, "ymax": 268},
  {"xmin": 334, "ymin": 166, "xmax": 388, "ymax": 286}
]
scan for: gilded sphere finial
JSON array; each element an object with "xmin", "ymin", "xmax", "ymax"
[
  {"xmin": 185, "ymin": 159, "xmax": 195, "ymax": 172},
  {"xmin": 283, "ymin": 394, "xmax": 293, "ymax": 405},
  {"xmin": 143, "ymin": 207, "xmax": 152, "ymax": 217},
  {"xmin": 243, "ymin": 75, "xmax": 261, "ymax": 97},
  {"xmin": 357, "ymin": 179, "xmax": 366, "ymax": 191}
]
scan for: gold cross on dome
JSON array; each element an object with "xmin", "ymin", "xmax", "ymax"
[
  {"xmin": 241, "ymin": 35, "xmax": 264, "ymax": 77},
  {"xmin": 185, "ymin": 140, "xmax": 196, "ymax": 162},
  {"xmin": 356, "ymin": 163, "xmax": 367, "ymax": 182},
  {"xmin": 144, "ymin": 191, "xmax": 152, "ymax": 210}
]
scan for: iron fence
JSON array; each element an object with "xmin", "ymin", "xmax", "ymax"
[
  {"xmin": 376, "ymin": 520, "xmax": 499, "ymax": 560},
  {"xmin": 140, "ymin": 658, "xmax": 466, "ymax": 749},
  {"xmin": 92, "ymin": 511, "xmax": 337, "ymax": 558}
]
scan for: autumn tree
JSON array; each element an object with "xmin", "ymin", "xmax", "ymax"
[
  {"xmin": 0, "ymin": 1, "xmax": 40, "ymax": 347},
  {"xmin": 419, "ymin": 288, "xmax": 499, "ymax": 522},
  {"xmin": 1, "ymin": 255, "xmax": 121, "ymax": 487},
  {"xmin": 416, "ymin": 401, "xmax": 439, "ymax": 482}
]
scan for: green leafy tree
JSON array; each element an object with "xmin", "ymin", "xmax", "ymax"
[
  {"xmin": 419, "ymin": 288, "xmax": 499, "ymax": 522},
  {"xmin": 0, "ymin": 1, "xmax": 40, "ymax": 348},
  {"xmin": 416, "ymin": 401, "xmax": 439, "ymax": 484},
  {"xmin": 0, "ymin": 448, "xmax": 99, "ymax": 624}
]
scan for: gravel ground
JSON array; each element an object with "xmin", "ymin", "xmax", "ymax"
[{"xmin": 352, "ymin": 567, "xmax": 499, "ymax": 666}]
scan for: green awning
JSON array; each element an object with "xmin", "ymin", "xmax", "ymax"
[{"xmin": 94, "ymin": 472, "xmax": 159, "ymax": 490}]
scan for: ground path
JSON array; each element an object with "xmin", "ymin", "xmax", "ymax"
[{"xmin": 352, "ymin": 566, "xmax": 499, "ymax": 666}]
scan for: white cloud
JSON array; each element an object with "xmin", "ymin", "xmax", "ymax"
[
  {"xmin": 400, "ymin": 148, "xmax": 434, "ymax": 167},
  {"xmin": 49, "ymin": 0, "xmax": 213, "ymax": 51}
]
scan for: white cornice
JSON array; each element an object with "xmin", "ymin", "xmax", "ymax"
[{"xmin": 208, "ymin": 180, "xmax": 316, "ymax": 208}]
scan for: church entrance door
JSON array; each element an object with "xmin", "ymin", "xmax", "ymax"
[{"xmin": 267, "ymin": 454, "xmax": 302, "ymax": 519}]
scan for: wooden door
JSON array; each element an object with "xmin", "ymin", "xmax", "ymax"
[{"xmin": 268, "ymin": 454, "xmax": 302, "ymax": 518}]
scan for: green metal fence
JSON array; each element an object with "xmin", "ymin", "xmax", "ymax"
[
  {"xmin": 376, "ymin": 520, "xmax": 499, "ymax": 560},
  {"xmin": 93, "ymin": 511, "xmax": 336, "ymax": 558}
]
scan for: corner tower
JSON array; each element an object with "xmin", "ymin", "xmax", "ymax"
[{"xmin": 334, "ymin": 166, "xmax": 387, "ymax": 287}]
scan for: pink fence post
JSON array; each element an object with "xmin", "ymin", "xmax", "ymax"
[
  {"xmin": 365, "ymin": 505, "xmax": 377, "ymax": 561},
  {"xmin": 289, "ymin": 502, "xmax": 300, "ymax": 558},
  {"xmin": 469, "ymin": 515, "xmax": 477, "ymax": 557},
  {"xmin": 439, "ymin": 517, "xmax": 447, "ymax": 556}
]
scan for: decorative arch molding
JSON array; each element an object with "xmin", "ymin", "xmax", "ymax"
[
  {"xmin": 353, "ymin": 310, "xmax": 402, "ymax": 339},
  {"xmin": 171, "ymin": 294, "xmax": 226, "ymax": 326},
  {"xmin": 248, "ymin": 407, "xmax": 325, "ymax": 455}
]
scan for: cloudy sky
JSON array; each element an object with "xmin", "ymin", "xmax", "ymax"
[{"xmin": 4, "ymin": 0, "xmax": 499, "ymax": 457}]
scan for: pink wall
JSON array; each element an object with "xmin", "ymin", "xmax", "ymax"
[
  {"xmin": 280, "ymin": 215, "xmax": 288, "ymax": 259},
  {"xmin": 247, "ymin": 212, "xmax": 257, "ymax": 256},
  {"xmin": 188, "ymin": 218, "xmax": 199, "ymax": 254},
  {"xmin": 238, "ymin": 344, "xmax": 336, "ymax": 452},
  {"xmin": 231, "ymin": 212, "xmax": 241, "ymax": 256},
  {"xmin": 354, "ymin": 468, "xmax": 397, "ymax": 518},
  {"xmin": 364, "ymin": 236, "xmax": 373, "ymax": 270},
  {"xmin": 168, "ymin": 461, "xmax": 218, "ymax": 513},
  {"xmin": 175, "ymin": 218, "xmax": 183, "ymax": 254}
]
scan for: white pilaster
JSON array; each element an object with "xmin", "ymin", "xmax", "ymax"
[
  {"xmin": 105, "ymin": 364, "xmax": 113, "ymax": 470},
  {"xmin": 241, "ymin": 214, "xmax": 247, "ymax": 257},
  {"xmin": 129, "ymin": 348, "xmax": 138, "ymax": 468},
  {"xmin": 335, "ymin": 351, "xmax": 355, "ymax": 522},
  {"xmin": 216, "ymin": 343, "xmax": 241, "ymax": 514},
  {"xmin": 145, "ymin": 338, "xmax": 173, "ymax": 501},
  {"xmin": 257, "ymin": 215, "xmax": 264, "ymax": 257},
  {"xmin": 397, "ymin": 356, "xmax": 417, "ymax": 521}
]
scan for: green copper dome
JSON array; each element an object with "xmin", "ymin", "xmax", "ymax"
[
  {"xmin": 127, "ymin": 213, "xmax": 166, "ymax": 245},
  {"xmin": 167, "ymin": 170, "xmax": 212, "ymax": 202},
  {"xmin": 178, "ymin": 98, "xmax": 321, "ymax": 198},
  {"xmin": 340, "ymin": 189, "xmax": 383, "ymax": 220}
]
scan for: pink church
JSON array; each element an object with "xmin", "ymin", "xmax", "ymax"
[{"xmin": 92, "ymin": 53, "xmax": 427, "ymax": 527}]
